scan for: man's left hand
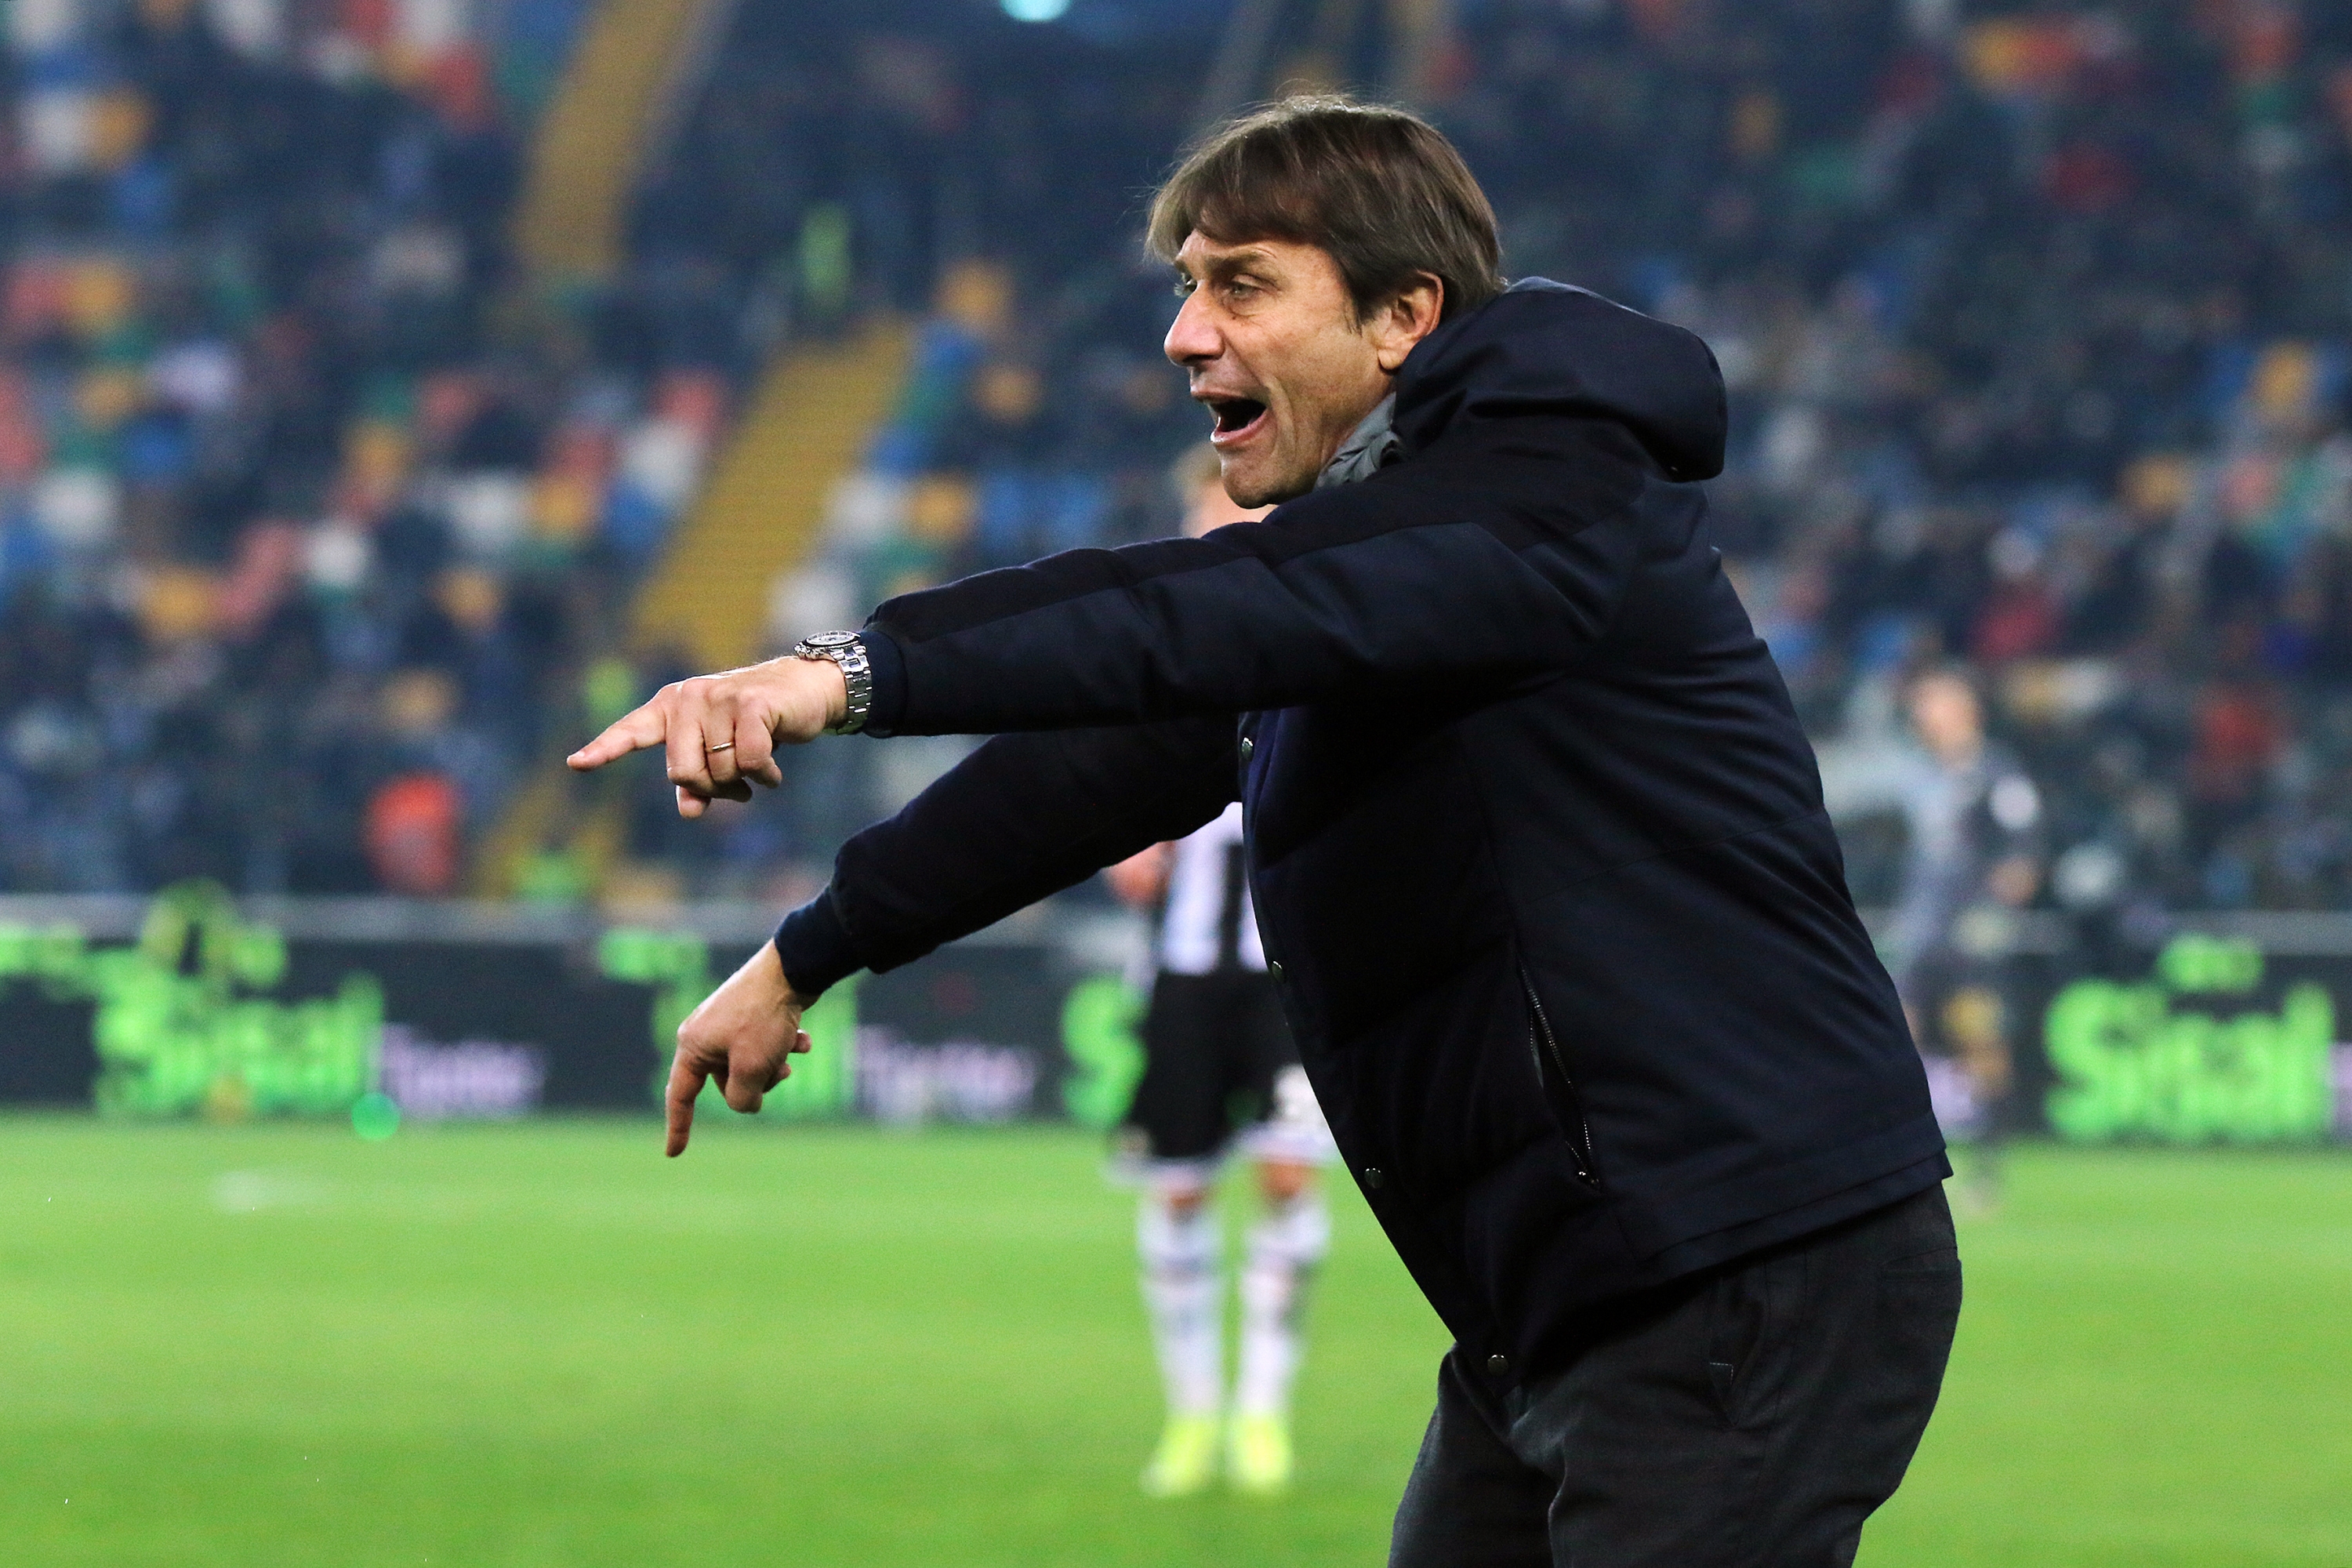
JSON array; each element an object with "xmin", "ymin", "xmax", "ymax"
[
  {"xmin": 566, "ymin": 656, "xmax": 848, "ymax": 818},
  {"xmin": 665, "ymin": 941, "xmax": 815, "ymax": 1156}
]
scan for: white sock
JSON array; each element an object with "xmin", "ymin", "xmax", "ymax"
[
  {"xmin": 1234, "ymin": 1193, "xmax": 1330, "ymax": 1418},
  {"xmin": 1138, "ymin": 1197, "xmax": 1223, "ymax": 1419}
]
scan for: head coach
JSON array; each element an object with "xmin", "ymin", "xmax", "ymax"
[{"xmin": 571, "ymin": 96, "xmax": 1962, "ymax": 1567}]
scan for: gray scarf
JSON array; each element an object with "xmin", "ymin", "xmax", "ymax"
[{"xmin": 1316, "ymin": 394, "xmax": 1402, "ymax": 490}]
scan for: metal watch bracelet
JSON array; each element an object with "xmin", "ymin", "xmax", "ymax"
[{"xmin": 793, "ymin": 631, "xmax": 873, "ymax": 735}]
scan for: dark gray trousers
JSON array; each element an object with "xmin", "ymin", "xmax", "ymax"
[{"xmin": 1390, "ymin": 1185, "xmax": 1961, "ymax": 1568}]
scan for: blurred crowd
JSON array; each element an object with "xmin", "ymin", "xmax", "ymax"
[
  {"xmin": 782, "ymin": 0, "xmax": 2352, "ymax": 918},
  {"xmin": 0, "ymin": 0, "xmax": 746, "ymax": 896},
  {"xmin": 622, "ymin": 0, "xmax": 1218, "ymax": 895},
  {"xmin": 1430, "ymin": 0, "xmax": 2352, "ymax": 916},
  {"xmin": 644, "ymin": 0, "xmax": 1214, "ymax": 584},
  {"xmin": 9, "ymin": 0, "xmax": 2352, "ymax": 917}
]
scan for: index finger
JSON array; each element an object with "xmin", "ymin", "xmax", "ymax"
[
  {"xmin": 664, "ymin": 1047, "xmax": 708, "ymax": 1156},
  {"xmin": 569, "ymin": 702, "xmax": 670, "ymax": 772}
]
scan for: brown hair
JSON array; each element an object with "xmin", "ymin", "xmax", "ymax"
[{"xmin": 1147, "ymin": 96, "xmax": 1504, "ymax": 324}]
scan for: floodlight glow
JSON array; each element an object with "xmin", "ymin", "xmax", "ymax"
[{"xmin": 1003, "ymin": 0, "xmax": 1071, "ymax": 20}]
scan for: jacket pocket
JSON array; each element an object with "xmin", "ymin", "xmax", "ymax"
[{"xmin": 1519, "ymin": 964, "xmax": 1602, "ymax": 1188}]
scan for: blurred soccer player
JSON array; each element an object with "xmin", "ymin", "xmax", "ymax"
[
  {"xmin": 1886, "ymin": 665, "xmax": 2044, "ymax": 1214},
  {"xmin": 1099, "ymin": 448, "xmax": 1334, "ymax": 1497},
  {"xmin": 577, "ymin": 99, "xmax": 1962, "ymax": 1566}
]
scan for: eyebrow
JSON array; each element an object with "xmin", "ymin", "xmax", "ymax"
[{"xmin": 1175, "ymin": 244, "xmax": 1281, "ymax": 282}]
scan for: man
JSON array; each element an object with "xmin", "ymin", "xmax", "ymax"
[
  {"xmin": 1100, "ymin": 447, "xmax": 1335, "ymax": 1499},
  {"xmin": 1884, "ymin": 664, "xmax": 2043, "ymax": 1213},
  {"xmin": 572, "ymin": 97, "xmax": 1961, "ymax": 1566}
]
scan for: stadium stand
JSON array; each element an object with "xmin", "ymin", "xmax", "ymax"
[
  {"xmin": 762, "ymin": 0, "xmax": 2352, "ymax": 919},
  {"xmin": 0, "ymin": 0, "xmax": 728, "ymax": 898},
  {"xmin": 9, "ymin": 0, "xmax": 2352, "ymax": 921},
  {"xmin": 1423, "ymin": 0, "xmax": 2352, "ymax": 916}
]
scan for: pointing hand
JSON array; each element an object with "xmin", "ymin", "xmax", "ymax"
[
  {"xmin": 566, "ymin": 656, "xmax": 848, "ymax": 818},
  {"xmin": 663, "ymin": 941, "xmax": 815, "ymax": 1156}
]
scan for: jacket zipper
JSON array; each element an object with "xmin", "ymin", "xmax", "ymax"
[{"xmin": 1520, "ymin": 967, "xmax": 1602, "ymax": 1187}]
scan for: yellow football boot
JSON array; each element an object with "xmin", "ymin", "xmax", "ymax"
[
  {"xmin": 1226, "ymin": 1411, "xmax": 1294, "ymax": 1496},
  {"xmin": 1140, "ymin": 1413, "xmax": 1221, "ymax": 1497}
]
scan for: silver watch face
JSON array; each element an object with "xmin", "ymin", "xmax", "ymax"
[{"xmin": 803, "ymin": 630, "xmax": 859, "ymax": 651}]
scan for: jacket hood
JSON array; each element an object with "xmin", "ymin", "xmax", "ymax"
[{"xmin": 1391, "ymin": 278, "xmax": 1727, "ymax": 483}]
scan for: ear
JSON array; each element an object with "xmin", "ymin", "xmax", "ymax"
[{"xmin": 1368, "ymin": 273, "xmax": 1446, "ymax": 373}]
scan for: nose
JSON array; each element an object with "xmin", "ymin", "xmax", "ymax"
[{"xmin": 1164, "ymin": 289, "xmax": 1220, "ymax": 368}]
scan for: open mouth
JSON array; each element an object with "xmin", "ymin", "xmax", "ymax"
[{"xmin": 1206, "ymin": 397, "xmax": 1268, "ymax": 443}]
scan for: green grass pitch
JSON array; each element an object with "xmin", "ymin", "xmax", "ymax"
[{"xmin": 3, "ymin": 1117, "xmax": 2348, "ymax": 1566}]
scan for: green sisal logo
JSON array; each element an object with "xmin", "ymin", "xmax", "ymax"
[
  {"xmin": 595, "ymin": 928, "xmax": 859, "ymax": 1118},
  {"xmin": 1058, "ymin": 975, "xmax": 1145, "ymax": 1131},
  {"xmin": 2045, "ymin": 935, "xmax": 2335, "ymax": 1145},
  {"xmin": 0, "ymin": 880, "xmax": 381, "ymax": 1118}
]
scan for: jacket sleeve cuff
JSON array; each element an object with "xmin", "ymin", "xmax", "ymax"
[
  {"xmin": 858, "ymin": 622, "xmax": 908, "ymax": 738},
  {"xmin": 771, "ymin": 886, "xmax": 862, "ymax": 998}
]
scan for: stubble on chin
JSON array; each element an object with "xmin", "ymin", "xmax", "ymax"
[
  {"xmin": 1218, "ymin": 458, "xmax": 1271, "ymax": 510},
  {"xmin": 1221, "ymin": 455, "xmax": 1315, "ymax": 510}
]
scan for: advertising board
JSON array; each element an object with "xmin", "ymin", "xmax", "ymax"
[
  {"xmin": 5, "ymin": 886, "xmax": 2350, "ymax": 1147},
  {"xmin": 0, "ymin": 883, "xmax": 1129, "ymax": 1131}
]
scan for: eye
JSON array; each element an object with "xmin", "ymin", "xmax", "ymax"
[{"xmin": 1172, "ymin": 274, "xmax": 1197, "ymax": 298}]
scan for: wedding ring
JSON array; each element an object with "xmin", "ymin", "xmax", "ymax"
[{"xmin": 706, "ymin": 741, "xmax": 735, "ymax": 753}]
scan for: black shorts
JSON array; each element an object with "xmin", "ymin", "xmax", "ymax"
[{"xmin": 1120, "ymin": 968, "xmax": 1298, "ymax": 1163}]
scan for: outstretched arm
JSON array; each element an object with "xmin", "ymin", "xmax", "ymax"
[
  {"xmin": 659, "ymin": 714, "xmax": 1240, "ymax": 1154},
  {"xmin": 568, "ymin": 426, "xmax": 1667, "ymax": 798},
  {"xmin": 863, "ymin": 434, "xmax": 1653, "ymax": 737}
]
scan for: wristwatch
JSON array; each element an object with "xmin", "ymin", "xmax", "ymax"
[{"xmin": 793, "ymin": 631, "xmax": 873, "ymax": 735}]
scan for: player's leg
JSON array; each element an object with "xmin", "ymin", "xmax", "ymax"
[
  {"xmin": 1136, "ymin": 1171, "xmax": 1225, "ymax": 1495},
  {"xmin": 1229, "ymin": 1149, "xmax": 1328, "ymax": 1493},
  {"xmin": 1942, "ymin": 980, "xmax": 2013, "ymax": 1214},
  {"xmin": 1911, "ymin": 952, "xmax": 2003, "ymax": 1215},
  {"xmin": 1120, "ymin": 974, "xmax": 1232, "ymax": 1497},
  {"xmin": 1226, "ymin": 969, "xmax": 1337, "ymax": 1493}
]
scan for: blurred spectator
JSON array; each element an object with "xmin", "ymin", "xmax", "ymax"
[{"xmin": 365, "ymin": 769, "xmax": 460, "ymax": 896}]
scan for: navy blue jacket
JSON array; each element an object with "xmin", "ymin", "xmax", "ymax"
[{"xmin": 776, "ymin": 281, "xmax": 1946, "ymax": 1383}]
